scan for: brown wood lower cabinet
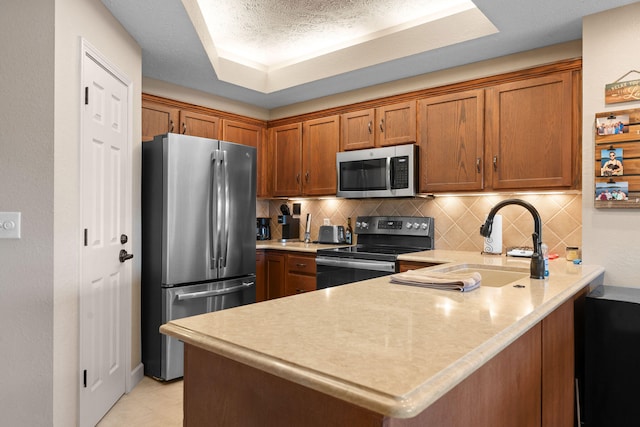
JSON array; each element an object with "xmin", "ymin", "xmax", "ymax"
[
  {"xmin": 265, "ymin": 251, "xmax": 286, "ymax": 300},
  {"xmin": 285, "ymin": 253, "xmax": 316, "ymax": 296},
  {"xmin": 181, "ymin": 295, "xmax": 580, "ymax": 426},
  {"xmin": 397, "ymin": 260, "xmax": 439, "ymax": 273},
  {"xmin": 257, "ymin": 250, "xmax": 317, "ymax": 301}
]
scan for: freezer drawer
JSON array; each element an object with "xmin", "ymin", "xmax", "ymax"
[{"xmin": 159, "ymin": 277, "xmax": 255, "ymax": 381}]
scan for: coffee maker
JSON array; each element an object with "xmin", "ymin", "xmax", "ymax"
[
  {"xmin": 277, "ymin": 204, "xmax": 299, "ymax": 242},
  {"xmin": 256, "ymin": 217, "xmax": 271, "ymax": 241},
  {"xmin": 278, "ymin": 215, "xmax": 299, "ymax": 242}
]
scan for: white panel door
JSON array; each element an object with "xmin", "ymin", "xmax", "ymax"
[{"xmin": 79, "ymin": 47, "xmax": 131, "ymax": 427}]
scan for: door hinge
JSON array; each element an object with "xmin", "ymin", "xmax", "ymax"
[
  {"xmin": 83, "ymin": 369, "xmax": 87, "ymax": 388},
  {"xmin": 84, "ymin": 87, "xmax": 89, "ymax": 105},
  {"xmin": 84, "ymin": 229, "xmax": 88, "ymax": 246}
]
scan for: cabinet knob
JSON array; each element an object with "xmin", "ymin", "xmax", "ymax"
[
  {"xmin": 169, "ymin": 120, "xmax": 174, "ymax": 133},
  {"xmin": 305, "ymin": 171, "xmax": 310, "ymax": 182},
  {"xmin": 493, "ymin": 156, "xmax": 498, "ymax": 171},
  {"xmin": 476, "ymin": 158, "xmax": 481, "ymax": 173},
  {"xmin": 379, "ymin": 119, "xmax": 384, "ymax": 133},
  {"xmin": 368, "ymin": 121, "xmax": 372, "ymax": 134},
  {"xmin": 182, "ymin": 122, "xmax": 187, "ymax": 134},
  {"xmin": 296, "ymin": 173, "xmax": 300, "ymax": 183}
]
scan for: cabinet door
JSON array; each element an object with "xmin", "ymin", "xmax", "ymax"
[
  {"xmin": 418, "ymin": 90, "xmax": 484, "ymax": 192},
  {"xmin": 340, "ymin": 109, "xmax": 375, "ymax": 151},
  {"xmin": 265, "ymin": 252, "xmax": 286, "ymax": 300},
  {"xmin": 486, "ymin": 72, "xmax": 572, "ymax": 190},
  {"xmin": 179, "ymin": 110, "xmax": 220, "ymax": 139},
  {"xmin": 376, "ymin": 101, "xmax": 416, "ymax": 147},
  {"xmin": 255, "ymin": 250, "xmax": 266, "ymax": 302},
  {"xmin": 271, "ymin": 123, "xmax": 303, "ymax": 197},
  {"xmin": 222, "ymin": 119, "xmax": 269, "ymax": 198},
  {"xmin": 302, "ymin": 115, "xmax": 339, "ymax": 196},
  {"xmin": 142, "ymin": 102, "xmax": 179, "ymax": 141}
]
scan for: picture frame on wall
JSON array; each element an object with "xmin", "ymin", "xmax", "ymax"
[
  {"xmin": 595, "ymin": 181, "xmax": 629, "ymax": 201},
  {"xmin": 594, "ymin": 108, "xmax": 640, "ymax": 208},
  {"xmin": 600, "ymin": 148, "xmax": 624, "ymax": 176},
  {"xmin": 596, "ymin": 114, "xmax": 629, "ymax": 136}
]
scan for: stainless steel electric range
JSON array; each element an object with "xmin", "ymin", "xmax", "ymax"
[{"xmin": 316, "ymin": 216, "xmax": 434, "ymax": 289}]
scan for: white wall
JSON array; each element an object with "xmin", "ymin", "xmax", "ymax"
[
  {"xmin": 0, "ymin": 1, "xmax": 55, "ymax": 425},
  {"xmin": 270, "ymin": 41, "xmax": 582, "ymax": 119},
  {"xmin": 582, "ymin": 3, "xmax": 640, "ymax": 288},
  {"xmin": 0, "ymin": 0, "xmax": 141, "ymax": 425}
]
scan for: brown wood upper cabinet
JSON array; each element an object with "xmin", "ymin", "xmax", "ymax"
[
  {"xmin": 418, "ymin": 90, "xmax": 485, "ymax": 193},
  {"xmin": 418, "ymin": 71, "xmax": 576, "ymax": 193},
  {"xmin": 142, "ymin": 101, "xmax": 179, "ymax": 141},
  {"xmin": 271, "ymin": 115, "xmax": 339, "ymax": 197},
  {"xmin": 340, "ymin": 101, "xmax": 416, "ymax": 150},
  {"xmin": 222, "ymin": 119, "xmax": 269, "ymax": 198},
  {"xmin": 271, "ymin": 123, "xmax": 303, "ymax": 196},
  {"xmin": 142, "ymin": 100, "xmax": 220, "ymax": 140},
  {"xmin": 179, "ymin": 110, "xmax": 220, "ymax": 139},
  {"xmin": 302, "ymin": 115, "xmax": 339, "ymax": 196},
  {"xmin": 485, "ymin": 72, "xmax": 573, "ymax": 190}
]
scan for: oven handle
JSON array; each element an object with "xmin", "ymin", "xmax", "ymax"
[{"xmin": 315, "ymin": 256, "xmax": 396, "ymax": 273}]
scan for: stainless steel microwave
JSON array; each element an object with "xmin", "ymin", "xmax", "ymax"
[{"xmin": 336, "ymin": 144, "xmax": 416, "ymax": 198}]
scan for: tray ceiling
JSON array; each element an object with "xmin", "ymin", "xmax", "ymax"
[{"xmin": 101, "ymin": 0, "xmax": 637, "ymax": 109}]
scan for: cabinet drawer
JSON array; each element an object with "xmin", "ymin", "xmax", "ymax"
[
  {"xmin": 287, "ymin": 255, "xmax": 316, "ymax": 275},
  {"xmin": 285, "ymin": 274, "xmax": 316, "ymax": 296}
]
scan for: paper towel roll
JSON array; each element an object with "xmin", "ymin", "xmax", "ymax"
[{"xmin": 483, "ymin": 214, "xmax": 502, "ymax": 254}]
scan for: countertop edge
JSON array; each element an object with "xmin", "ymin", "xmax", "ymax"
[
  {"xmin": 160, "ymin": 266, "xmax": 604, "ymax": 419},
  {"xmin": 394, "ymin": 266, "xmax": 604, "ymax": 417},
  {"xmin": 256, "ymin": 241, "xmax": 349, "ymax": 253}
]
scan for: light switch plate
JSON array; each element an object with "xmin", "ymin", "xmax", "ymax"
[{"xmin": 0, "ymin": 212, "xmax": 21, "ymax": 239}]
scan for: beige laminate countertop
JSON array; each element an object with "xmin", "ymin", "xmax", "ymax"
[
  {"xmin": 161, "ymin": 250, "xmax": 604, "ymax": 419},
  {"xmin": 256, "ymin": 240, "xmax": 348, "ymax": 252}
]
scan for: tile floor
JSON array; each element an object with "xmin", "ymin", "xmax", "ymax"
[{"xmin": 97, "ymin": 376, "xmax": 183, "ymax": 426}]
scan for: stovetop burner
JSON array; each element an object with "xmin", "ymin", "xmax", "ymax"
[{"xmin": 316, "ymin": 216, "xmax": 435, "ymax": 262}]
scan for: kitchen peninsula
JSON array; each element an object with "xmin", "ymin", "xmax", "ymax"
[{"xmin": 160, "ymin": 251, "xmax": 604, "ymax": 426}]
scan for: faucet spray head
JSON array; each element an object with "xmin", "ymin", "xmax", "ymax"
[{"xmin": 480, "ymin": 218, "xmax": 493, "ymax": 238}]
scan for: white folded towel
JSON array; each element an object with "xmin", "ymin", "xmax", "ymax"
[{"xmin": 390, "ymin": 270, "xmax": 481, "ymax": 292}]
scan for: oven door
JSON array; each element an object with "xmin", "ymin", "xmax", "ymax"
[{"xmin": 315, "ymin": 256, "xmax": 396, "ymax": 289}]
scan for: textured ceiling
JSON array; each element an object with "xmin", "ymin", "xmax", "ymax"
[
  {"xmin": 184, "ymin": 0, "xmax": 495, "ymax": 92},
  {"xmin": 101, "ymin": 0, "xmax": 638, "ymax": 109},
  {"xmin": 198, "ymin": 0, "xmax": 473, "ymax": 67}
]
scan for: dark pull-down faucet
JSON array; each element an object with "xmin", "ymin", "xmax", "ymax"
[{"xmin": 479, "ymin": 199, "xmax": 545, "ymax": 279}]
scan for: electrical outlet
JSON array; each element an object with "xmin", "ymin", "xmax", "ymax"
[{"xmin": 0, "ymin": 212, "xmax": 21, "ymax": 239}]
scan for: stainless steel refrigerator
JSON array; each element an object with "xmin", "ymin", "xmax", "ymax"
[{"xmin": 142, "ymin": 133, "xmax": 256, "ymax": 381}]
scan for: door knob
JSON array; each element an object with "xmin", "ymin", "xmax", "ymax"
[{"xmin": 119, "ymin": 249, "xmax": 134, "ymax": 263}]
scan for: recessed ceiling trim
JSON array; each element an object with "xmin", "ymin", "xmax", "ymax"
[{"xmin": 181, "ymin": 0, "xmax": 498, "ymax": 94}]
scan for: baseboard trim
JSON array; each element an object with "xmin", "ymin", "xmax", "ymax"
[{"xmin": 128, "ymin": 363, "xmax": 144, "ymax": 393}]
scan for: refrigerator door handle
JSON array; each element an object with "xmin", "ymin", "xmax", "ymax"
[
  {"xmin": 220, "ymin": 149, "xmax": 230, "ymax": 268},
  {"xmin": 176, "ymin": 281, "xmax": 255, "ymax": 301},
  {"xmin": 209, "ymin": 151, "xmax": 221, "ymax": 270}
]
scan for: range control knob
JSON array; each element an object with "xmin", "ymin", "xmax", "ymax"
[
  {"xmin": 360, "ymin": 222, "xmax": 368, "ymax": 229},
  {"xmin": 413, "ymin": 222, "xmax": 420, "ymax": 229},
  {"xmin": 421, "ymin": 223, "xmax": 429, "ymax": 230},
  {"xmin": 406, "ymin": 222, "xmax": 413, "ymax": 229}
]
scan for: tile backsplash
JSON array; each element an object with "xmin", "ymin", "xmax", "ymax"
[{"xmin": 257, "ymin": 194, "xmax": 582, "ymax": 257}]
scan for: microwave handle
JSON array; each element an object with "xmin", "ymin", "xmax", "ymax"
[{"xmin": 387, "ymin": 157, "xmax": 393, "ymax": 190}]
